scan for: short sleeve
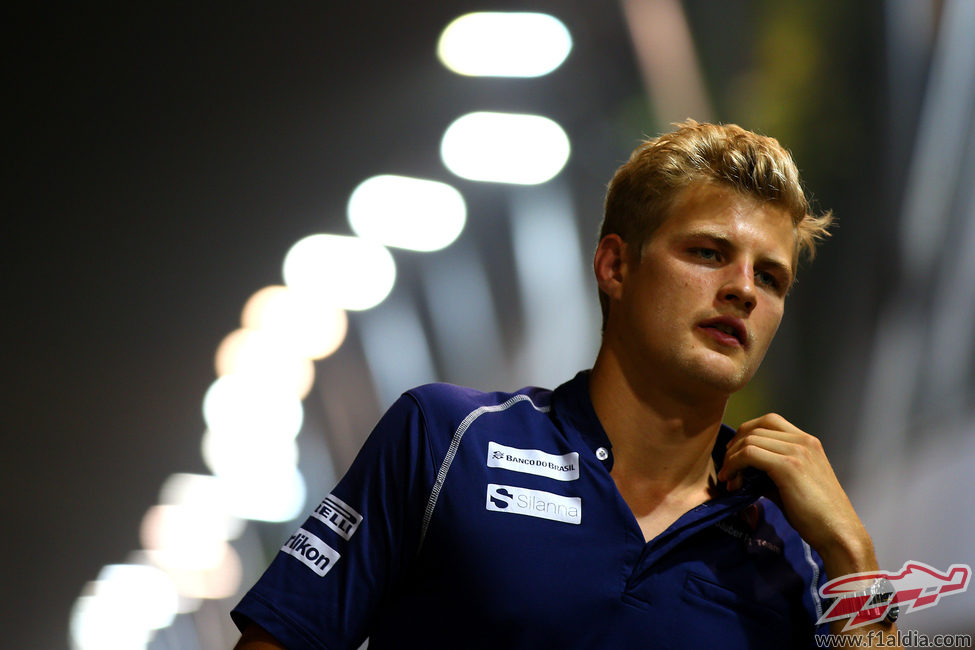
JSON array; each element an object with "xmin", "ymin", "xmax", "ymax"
[{"xmin": 231, "ymin": 392, "xmax": 435, "ymax": 650}]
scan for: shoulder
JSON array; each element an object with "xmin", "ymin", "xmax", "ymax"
[
  {"xmin": 360, "ymin": 382, "xmax": 555, "ymax": 467},
  {"xmin": 370, "ymin": 382, "xmax": 559, "ymax": 468},
  {"xmin": 402, "ymin": 382, "xmax": 554, "ymax": 426}
]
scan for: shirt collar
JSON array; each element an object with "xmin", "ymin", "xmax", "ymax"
[{"xmin": 551, "ymin": 370, "xmax": 769, "ymax": 499}]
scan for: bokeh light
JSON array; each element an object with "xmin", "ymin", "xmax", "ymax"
[
  {"xmin": 202, "ymin": 373, "xmax": 304, "ymax": 443},
  {"xmin": 215, "ymin": 328, "xmax": 316, "ymax": 399},
  {"xmin": 348, "ymin": 175, "xmax": 466, "ymax": 252},
  {"xmin": 241, "ymin": 285, "xmax": 348, "ymax": 360},
  {"xmin": 70, "ymin": 564, "xmax": 178, "ymax": 650},
  {"xmin": 201, "ymin": 426, "xmax": 299, "ymax": 480},
  {"xmin": 282, "ymin": 234, "xmax": 396, "ymax": 311},
  {"xmin": 156, "ymin": 542, "xmax": 243, "ymax": 600},
  {"xmin": 140, "ymin": 504, "xmax": 234, "ymax": 571},
  {"xmin": 205, "ymin": 460, "xmax": 308, "ymax": 523},
  {"xmin": 441, "ymin": 111, "xmax": 571, "ymax": 185},
  {"xmin": 438, "ymin": 12, "xmax": 572, "ymax": 77}
]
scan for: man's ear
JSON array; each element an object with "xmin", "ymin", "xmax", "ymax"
[{"xmin": 593, "ymin": 234, "xmax": 628, "ymax": 301}]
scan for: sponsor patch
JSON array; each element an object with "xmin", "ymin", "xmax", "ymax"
[
  {"xmin": 281, "ymin": 527, "xmax": 341, "ymax": 577},
  {"xmin": 311, "ymin": 493, "xmax": 363, "ymax": 540},
  {"xmin": 485, "ymin": 483, "xmax": 581, "ymax": 525},
  {"xmin": 487, "ymin": 441, "xmax": 579, "ymax": 481}
]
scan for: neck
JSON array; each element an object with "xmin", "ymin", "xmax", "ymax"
[{"xmin": 589, "ymin": 344, "xmax": 728, "ymax": 490}]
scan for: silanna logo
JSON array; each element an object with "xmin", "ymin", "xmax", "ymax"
[
  {"xmin": 485, "ymin": 483, "xmax": 581, "ymax": 525},
  {"xmin": 489, "ymin": 487, "xmax": 513, "ymax": 508},
  {"xmin": 817, "ymin": 561, "xmax": 971, "ymax": 630},
  {"xmin": 311, "ymin": 493, "xmax": 363, "ymax": 541},
  {"xmin": 281, "ymin": 527, "xmax": 341, "ymax": 577},
  {"xmin": 487, "ymin": 441, "xmax": 579, "ymax": 481}
]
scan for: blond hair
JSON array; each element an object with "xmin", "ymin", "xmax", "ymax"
[{"xmin": 598, "ymin": 120, "xmax": 833, "ymax": 320}]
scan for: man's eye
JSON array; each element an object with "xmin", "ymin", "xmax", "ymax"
[
  {"xmin": 757, "ymin": 271, "xmax": 780, "ymax": 290},
  {"xmin": 691, "ymin": 247, "xmax": 720, "ymax": 261}
]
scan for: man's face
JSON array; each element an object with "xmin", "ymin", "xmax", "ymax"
[{"xmin": 605, "ymin": 182, "xmax": 796, "ymax": 396}]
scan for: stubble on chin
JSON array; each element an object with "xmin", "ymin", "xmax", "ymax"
[{"xmin": 672, "ymin": 341, "xmax": 758, "ymax": 397}]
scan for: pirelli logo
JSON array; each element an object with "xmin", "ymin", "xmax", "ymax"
[
  {"xmin": 487, "ymin": 441, "xmax": 579, "ymax": 481},
  {"xmin": 282, "ymin": 528, "xmax": 340, "ymax": 577},
  {"xmin": 312, "ymin": 494, "xmax": 363, "ymax": 541}
]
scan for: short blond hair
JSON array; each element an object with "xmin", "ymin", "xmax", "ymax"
[{"xmin": 598, "ymin": 120, "xmax": 833, "ymax": 321}]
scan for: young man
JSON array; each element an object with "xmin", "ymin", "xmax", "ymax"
[{"xmin": 232, "ymin": 121, "xmax": 896, "ymax": 648}]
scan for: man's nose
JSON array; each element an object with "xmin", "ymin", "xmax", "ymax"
[{"xmin": 718, "ymin": 265, "xmax": 756, "ymax": 313}]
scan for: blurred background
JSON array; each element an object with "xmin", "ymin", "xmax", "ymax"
[{"xmin": 5, "ymin": 1, "xmax": 973, "ymax": 647}]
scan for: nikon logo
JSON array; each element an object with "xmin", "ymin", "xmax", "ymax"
[{"xmin": 281, "ymin": 527, "xmax": 340, "ymax": 577}]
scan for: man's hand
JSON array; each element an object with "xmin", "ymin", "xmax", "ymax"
[
  {"xmin": 718, "ymin": 413, "xmax": 874, "ymax": 573},
  {"xmin": 717, "ymin": 414, "xmax": 902, "ymax": 646}
]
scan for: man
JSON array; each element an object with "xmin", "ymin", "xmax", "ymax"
[{"xmin": 232, "ymin": 121, "xmax": 897, "ymax": 648}]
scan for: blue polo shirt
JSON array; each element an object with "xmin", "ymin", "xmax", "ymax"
[{"xmin": 232, "ymin": 371, "xmax": 827, "ymax": 648}]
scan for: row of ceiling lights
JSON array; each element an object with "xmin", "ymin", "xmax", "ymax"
[{"xmin": 69, "ymin": 12, "xmax": 574, "ymax": 649}]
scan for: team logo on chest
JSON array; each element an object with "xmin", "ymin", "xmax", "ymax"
[
  {"xmin": 485, "ymin": 483, "xmax": 582, "ymax": 525},
  {"xmin": 486, "ymin": 441, "xmax": 580, "ymax": 481}
]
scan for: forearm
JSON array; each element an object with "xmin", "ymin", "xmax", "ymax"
[{"xmin": 817, "ymin": 531, "xmax": 903, "ymax": 648}]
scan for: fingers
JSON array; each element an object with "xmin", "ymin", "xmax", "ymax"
[
  {"xmin": 720, "ymin": 415, "xmax": 825, "ymax": 487},
  {"xmin": 721, "ymin": 440, "xmax": 794, "ymax": 483},
  {"xmin": 736, "ymin": 412, "xmax": 798, "ymax": 436}
]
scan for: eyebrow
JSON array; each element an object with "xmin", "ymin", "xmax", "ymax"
[{"xmin": 681, "ymin": 230, "xmax": 795, "ymax": 285}]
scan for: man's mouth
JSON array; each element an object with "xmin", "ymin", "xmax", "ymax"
[{"xmin": 698, "ymin": 317, "xmax": 747, "ymax": 348}]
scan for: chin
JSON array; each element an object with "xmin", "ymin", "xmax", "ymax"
[
  {"xmin": 684, "ymin": 357, "xmax": 755, "ymax": 394},
  {"xmin": 699, "ymin": 372, "xmax": 750, "ymax": 395}
]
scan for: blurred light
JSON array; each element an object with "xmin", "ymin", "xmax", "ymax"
[
  {"xmin": 157, "ymin": 542, "xmax": 243, "ymax": 600},
  {"xmin": 242, "ymin": 285, "xmax": 348, "ymax": 360},
  {"xmin": 210, "ymin": 461, "xmax": 307, "ymax": 522},
  {"xmin": 158, "ymin": 474, "xmax": 242, "ymax": 539},
  {"xmin": 125, "ymin": 551, "xmax": 201, "ymax": 615},
  {"xmin": 71, "ymin": 590, "xmax": 152, "ymax": 650},
  {"xmin": 140, "ymin": 504, "xmax": 232, "ymax": 570},
  {"xmin": 201, "ymin": 427, "xmax": 306, "ymax": 522},
  {"xmin": 283, "ymin": 234, "xmax": 396, "ymax": 311},
  {"xmin": 215, "ymin": 328, "xmax": 316, "ymax": 398},
  {"xmin": 70, "ymin": 564, "xmax": 178, "ymax": 650},
  {"xmin": 438, "ymin": 12, "xmax": 572, "ymax": 77},
  {"xmin": 441, "ymin": 112, "xmax": 570, "ymax": 185},
  {"xmin": 97, "ymin": 564, "xmax": 178, "ymax": 629},
  {"xmin": 348, "ymin": 175, "xmax": 466, "ymax": 252},
  {"xmin": 201, "ymin": 427, "xmax": 298, "ymax": 481},
  {"xmin": 202, "ymin": 374, "xmax": 304, "ymax": 442}
]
